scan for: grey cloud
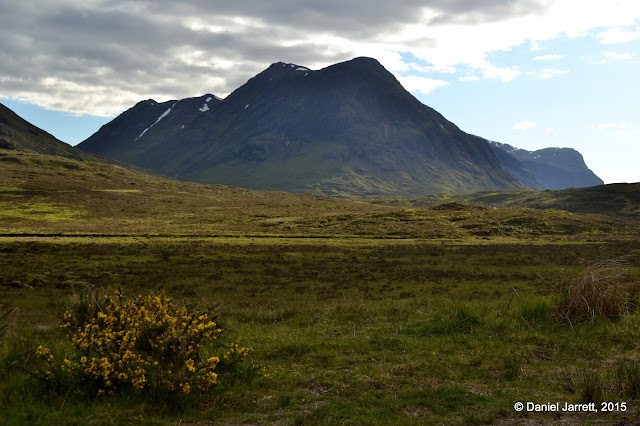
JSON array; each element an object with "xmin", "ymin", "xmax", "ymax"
[
  {"xmin": 427, "ymin": 0, "xmax": 549, "ymax": 24},
  {"xmin": 0, "ymin": 0, "xmax": 551, "ymax": 116}
]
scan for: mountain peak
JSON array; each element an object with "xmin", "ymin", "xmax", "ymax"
[
  {"xmin": 344, "ymin": 56, "xmax": 382, "ymax": 66},
  {"xmin": 78, "ymin": 56, "xmax": 527, "ymax": 196}
]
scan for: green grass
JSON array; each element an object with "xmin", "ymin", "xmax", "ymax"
[
  {"xmin": 2, "ymin": 149, "xmax": 640, "ymax": 423},
  {"xmin": 2, "ymin": 150, "xmax": 638, "ymax": 238},
  {"xmin": 2, "ymin": 236, "xmax": 640, "ymax": 424}
]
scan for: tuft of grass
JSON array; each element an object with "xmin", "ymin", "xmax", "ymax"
[
  {"xmin": 579, "ymin": 368, "xmax": 604, "ymax": 404},
  {"xmin": 614, "ymin": 360, "xmax": 640, "ymax": 398},
  {"xmin": 417, "ymin": 307, "xmax": 481, "ymax": 336},
  {"xmin": 557, "ymin": 258, "xmax": 639, "ymax": 321},
  {"xmin": 0, "ymin": 305, "xmax": 18, "ymax": 341},
  {"xmin": 519, "ymin": 298, "xmax": 554, "ymax": 327}
]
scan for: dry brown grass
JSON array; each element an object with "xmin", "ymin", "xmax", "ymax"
[{"xmin": 558, "ymin": 258, "xmax": 639, "ymax": 321}]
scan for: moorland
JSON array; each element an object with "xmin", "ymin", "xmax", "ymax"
[{"xmin": 2, "ymin": 148, "xmax": 640, "ymax": 424}]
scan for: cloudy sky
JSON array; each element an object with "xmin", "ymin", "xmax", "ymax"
[{"xmin": 1, "ymin": 0, "xmax": 639, "ymax": 184}]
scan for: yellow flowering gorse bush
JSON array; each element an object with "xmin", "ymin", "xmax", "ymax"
[{"xmin": 35, "ymin": 289, "xmax": 260, "ymax": 396}]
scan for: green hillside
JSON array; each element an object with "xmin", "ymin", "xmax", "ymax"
[
  {"xmin": 376, "ymin": 183, "xmax": 640, "ymax": 216},
  {"xmin": 1, "ymin": 149, "xmax": 635, "ymax": 238},
  {"xmin": 0, "ymin": 102, "xmax": 156, "ymax": 174}
]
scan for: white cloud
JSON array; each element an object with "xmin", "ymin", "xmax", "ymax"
[
  {"xmin": 617, "ymin": 128, "xmax": 640, "ymax": 137},
  {"xmin": 530, "ymin": 40, "xmax": 543, "ymax": 51},
  {"xmin": 461, "ymin": 61, "xmax": 520, "ymax": 82},
  {"xmin": 538, "ymin": 68, "xmax": 570, "ymax": 78},
  {"xmin": 604, "ymin": 51, "xmax": 633, "ymax": 60},
  {"xmin": 533, "ymin": 54, "xmax": 564, "ymax": 61},
  {"xmin": 545, "ymin": 127, "xmax": 554, "ymax": 132},
  {"xmin": 513, "ymin": 120, "xmax": 537, "ymax": 130},
  {"xmin": 597, "ymin": 27, "xmax": 640, "ymax": 44},
  {"xmin": 596, "ymin": 121, "xmax": 640, "ymax": 136},
  {"xmin": 396, "ymin": 75, "xmax": 448, "ymax": 95},
  {"xmin": 525, "ymin": 68, "xmax": 569, "ymax": 78},
  {"xmin": 2, "ymin": 0, "xmax": 640, "ymax": 116},
  {"xmin": 596, "ymin": 122, "xmax": 627, "ymax": 129}
]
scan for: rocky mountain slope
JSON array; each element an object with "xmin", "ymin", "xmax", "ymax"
[{"xmin": 78, "ymin": 57, "xmax": 526, "ymax": 196}]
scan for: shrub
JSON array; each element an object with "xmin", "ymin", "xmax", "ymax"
[
  {"xmin": 33, "ymin": 289, "xmax": 263, "ymax": 397},
  {"xmin": 557, "ymin": 258, "xmax": 639, "ymax": 321}
]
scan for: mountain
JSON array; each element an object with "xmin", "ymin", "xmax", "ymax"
[
  {"xmin": 78, "ymin": 57, "xmax": 526, "ymax": 196},
  {"xmin": 0, "ymin": 101, "xmax": 145, "ymax": 170},
  {"xmin": 489, "ymin": 141, "xmax": 603, "ymax": 190},
  {"xmin": 0, "ymin": 102, "xmax": 91, "ymax": 159}
]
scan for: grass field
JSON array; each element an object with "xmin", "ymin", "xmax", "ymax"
[{"xmin": 2, "ymin": 149, "xmax": 640, "ymax": 424}]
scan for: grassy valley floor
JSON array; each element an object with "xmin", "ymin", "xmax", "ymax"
[{"xmin": 1, "ymin": 149, "xmax": 640, "ymax": 424}]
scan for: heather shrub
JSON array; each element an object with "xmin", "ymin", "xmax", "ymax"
[{"xmin": 33, "ymin": 289, "xmax": 264, "ymax": 397}]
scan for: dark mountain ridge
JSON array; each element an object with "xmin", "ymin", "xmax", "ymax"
[{"xmin": 79, "ymin": 57, "xmax": 525, "ymax": 196}]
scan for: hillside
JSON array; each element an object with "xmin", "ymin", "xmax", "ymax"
[
  {"xmin": 373, "ymin": 183, "xmax": 640, "ymax": 216},
  {"xmin": 0, "ymin": 102, "xmax": 150, "ymax": 172},
  {"xmin": 78, "ymin": 57, "xmax": 526, "ymax": 197},
  {"xmin": 0, "ymin": 149, "xmax": 636, "ymax": 238},
  {"xmin": 461, "ymin": 183, "xmax": 640, "ymax": 216}
]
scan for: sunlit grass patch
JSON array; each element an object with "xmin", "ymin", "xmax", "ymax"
[
  {"xmin": 93, "ymin": 189, "xmax": 142, "ymax": 194},
  {"xmin": 0, "ymin": 200, "xmax": 85, "ymax": 222}
]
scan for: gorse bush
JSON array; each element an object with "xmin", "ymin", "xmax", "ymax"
[
  {"xmin": 557, "ymin": 258, "xmax": 639, "ymax": 321},
  {"xmin": 34, "ymin": 289, "xmax": 264, "ymax": 397}
]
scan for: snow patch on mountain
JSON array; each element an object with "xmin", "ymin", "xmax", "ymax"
[{"xmin": 134, "ymin": 107, "xmax": 172, "ymax": 141}]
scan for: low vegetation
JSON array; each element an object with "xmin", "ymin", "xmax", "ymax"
[
  {"xmin": 374, "ymin": 183, "xmax": 640, "ymax": 216},
  {"xmin": 2, "ymin": 236, "xmax": 640, "ymax": 424},
  {"xmin": 37, "ymin": 288, "xmax": 262, "ymax": 398},
  {"xmin": 2, "ymin": 149, "xmax": 640, "ymax": 423},
  {"xmin": 558, "ymin": 258, "xmax": 639, "ymax": 321}
]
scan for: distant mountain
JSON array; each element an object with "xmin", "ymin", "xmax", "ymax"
[
  {"xmin": 488, "ymin": 141, "xmax": 603, "ymax": 190},
  {"xmin": 0, "ymin": 101, "xmax": 142, "ymax": 170},
  {"xmin": 78, "ymin": 57, "xmax": 526, "ymax": 196}
]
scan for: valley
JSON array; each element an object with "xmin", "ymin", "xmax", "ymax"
[{"xmin": 1, "ymin": 147, "xmax": 640, "ymax": 424}]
